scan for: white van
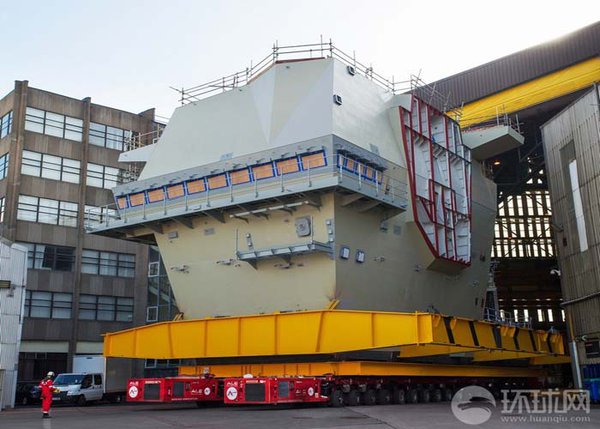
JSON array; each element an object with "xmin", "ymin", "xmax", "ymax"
[{"xmin": 52, "ymin": 373, "xmax": 104, "ymax": 406}]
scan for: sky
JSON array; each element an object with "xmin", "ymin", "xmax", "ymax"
[{"xmin": 1, "ymin": 0, "xmax": 598, "ymax": 120}]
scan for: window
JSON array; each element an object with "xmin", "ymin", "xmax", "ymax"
[
  {"xmin": 89, "ymin": 122, "xmax": 135, "ymax": 151},
  {"xmin": 24, "ymin": 291, "xmax": 72, "ymax": 319},
  {"xmin": 21, "ymin": 150, "xmax": 80, "ymax": 183},
  {"xmin": 86, "ymin": 163, "xmax": 123, "ymax": 189},
  {"xmin": 569, "ymin": 160, "xmax": 588, "ymax": 252},
  {"xmin": 81, "ymin": 250, "xmax": 135, "ymax": 277},
  {"xmin": 24, "ymin": 107, "xmax": 83, "ymax": 142},
  {"xmin": 0, "ymin": 111, "xmax": 12, "ymax": 139},
  {"xmin": 17, "ymin": 242, "xmax": 75, "ymax": 271},
  {"xmin": 0, "ymin": 197, "xmax": 4, "ymax": 223},
  {"xmin": 79, "ymin": 294, "xmax": 134, "ymax": 322},
  {"xmin": 17, "ymin": 195, "xmax": 78, "ymax": 227},
  {"xmin": 0, "ymin": 153, "xmax": 9, "ymax": 179}
]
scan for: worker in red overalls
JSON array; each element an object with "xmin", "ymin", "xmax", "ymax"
[{"xmin": 39, "ymin": 371, "xmax": 56, "ymax": 418}]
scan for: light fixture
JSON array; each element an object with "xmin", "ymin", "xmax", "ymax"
[{"xmin": 492, "ymin": 160, "xmax": 501, "ymax": 166}]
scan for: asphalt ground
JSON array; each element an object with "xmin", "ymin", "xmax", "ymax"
[{"xmin": 0, "ymin": 401, "xmax": 598, "ymax": 429}]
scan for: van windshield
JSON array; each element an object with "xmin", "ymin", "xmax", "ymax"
[{"xmin": 54, "ymin": 374, "xmax": 84, "ymax": 386}]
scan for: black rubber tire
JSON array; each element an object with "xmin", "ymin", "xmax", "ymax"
[
  {"xmin": 407, "ymin": 388, "xmax": 419, "ymax": 404},
  {"xmin": 329, "ymin": 389, "xmax": 344, "ymax": 407},
  {"xmin": 77, "ymin": 395, "xmax": 87, "ymax": 406},
  {"xmin": 343, "ymin": 389, "xmax": 361, "ymax": 406},
  {"xmin": 376, "ymin": 389, "xmax": 391, "ymax": 405},
  {"xmin": 361, "ymin": 389, "xmax": 377, "ymax": 406},
  {"xmin": 418, "ymin": 389, "xmax": 431, "ymax": 403},
  {"xmin": 392, "ymin": 388, "xmax": 406, "ymax": 404},
  {"xmin": 431, "ymin": 388, "xmax": 442, "ymax": 402},
  {"xmin": 443, "ymin": 388, "xmax": 454, "ymax": 402}
]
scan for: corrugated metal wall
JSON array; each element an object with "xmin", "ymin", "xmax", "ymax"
[
  {"xmin": 542, "ymin": 86, "xmax": 600, "ymax": 364},
  {"xmin": 432, "ymin": 22, "xmax": 599, "ymax": 107},
  {"xmin": 0, "ymin": 240, "xmax": 27, "ymax": 410}
]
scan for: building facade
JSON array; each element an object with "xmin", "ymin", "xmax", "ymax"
[
  {"xmin": 0, "ymin": 80, "xmax": 159, "ymax": 380},
  {"xmin": 542, "ymin": 85, "xmax": 600, "ymax": 368}
]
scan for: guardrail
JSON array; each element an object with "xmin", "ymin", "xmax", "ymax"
[
  {"xmin": 171, "ymin": 40, "xmax": 453, "ymax": 112},
  {"xmin": 483, "ymin": 308, "xmax": 532, "ymax": 329},
  {"xmin": 85, "ymin": 154, "xmax": 409, "ymax": 231}
]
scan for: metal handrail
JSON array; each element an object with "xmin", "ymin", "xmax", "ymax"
[
  {"xmin": 84, "ymin": 154, "xmax": 409, "ymax": 231},
  {"xmin": 483, "ymin": 307, "xmax": 532, "ymax": 329},
  {"xmin": 171, "ymin": 40, "xmax": 453, "ymax": 111}
]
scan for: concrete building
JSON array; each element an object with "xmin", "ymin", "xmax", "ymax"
[
  {"xmin": 0, "ymin": 239, "xmax": 27, "ymax": 410},
  {"xmin": 0, "ymin": 81, "xmax": 161, "ymax": 381},
  {"xmin": 542, "ymin": 85, "xmax": 600, "ymax": 373}
]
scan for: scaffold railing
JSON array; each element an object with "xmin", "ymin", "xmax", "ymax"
[{"xmin": 171, "ymin": 40, "xmax": 455, "ymax": 112}]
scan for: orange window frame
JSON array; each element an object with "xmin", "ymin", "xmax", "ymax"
[
  {"xmin": 207, "ymin": 174, "xmax": 228, "ymax": 190},
  {"xmin": 147, "ymin": 188, "xmax": 165, "ymax": 203},
  {"xmin": 167, "ymin": 184, "xmax": 185, "ymax": 199},
  {"xmin": 129, "ymin": 192, "xmax": 145, "ymax": 207},
  {"xmin": 301, "ymin": 152, "xmax": 326, "ymax": 169},
  {"xmin": 229, "ymin": 169, "xmax": 251, "ymax": 185},
  {"xmin": 186, "ymin": 179, "xmax": 206, "ymax": 194},
  {"xmin": 252, "ymin": 164, "xmax": 275, "ymax": 180},
  {"xmin": 116, "ymin": 197, "xmax": 128, "ymax": 209},
  {"xmin": 276, "ymin": 158, "xmax": 300, "ymax": 175}
]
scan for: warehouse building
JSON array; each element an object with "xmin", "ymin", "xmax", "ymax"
[
  {"xmin": 0, "ymin": 81, "xmax": 163, "ymax": 380},
  {"xmin": 542, "ymin": 85, "xmax": 600, "ymax": 378},
  {"xmin": 430, "ymin": 21, "xmax": 599, "ymax": 332}
]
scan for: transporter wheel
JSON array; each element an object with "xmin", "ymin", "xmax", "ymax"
[
  {"xmin": 442, "ymin": 388, "xmax": 454, "ymax": 402},
  {"xmin": 76, "ymin": 395, "xmax": 87, "ymax": 406},
  {"xmin": 418, "ymin": 389, "xmax": 430, "ymax": 403},
  {"xmin": 343, "ymin": 389, "xmax": 361, "ymax": 406},
  {"xmin": 329, "ymin": 389, "xmax": 344, "ymax": 407},
  {"xmin": 392, "ymin": 388, "xmax": 406, "ymax": 404},
  {"xmin": 406, "ymin": 388, "xmax": 419, "ymax": 404},
  {"xmin": 431, "ymin": 388, "xmax": 442, "ymax": 403},
  {"xmin": 376, "ymin": 389, "xmax": 391, "ymax": 405},
  {"xmin": 361, "ymin": 389, "xmax": 377, "ymax": 406}
]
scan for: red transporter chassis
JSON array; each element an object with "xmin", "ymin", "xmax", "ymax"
[
  {"xmin": 126, "ymin": 376, "xmax": 222, "ymax": 403},
  {"xmin": 128, "ymin": 374, "xmax": 538, "ymax": 406}
]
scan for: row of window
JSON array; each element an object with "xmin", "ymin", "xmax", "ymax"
[
  {"xmin": 17, "ymin": 241, "xmax": 135, "ymax": 277},
  {"xmin": 89, "ymin": 122, "xmax": 135, "ymax": 151},
  {"xmin": 16, "ymin": 195, "xmax": 130, "ymax": 228},
  {"xmin": 81, "ymin": 250, "xmax": 135, "ymax": 277},
  {"xmin": 21, "ymin": 149, "xmax": 126, "ymax": 189},
  {"xmin": 0, "ymin": 111, "xmax": 12, "ymax": 139},
  {"xmin": 502, "ymin": 307, "xmax": 566, "ymax": 323},
  {"xmin": 22, "ymin": 150, "xmax": 80, "ymax": 183},
  {"xmin": 25, "ymin": 107, "xmax": 84, "ymax": 142},
  {"xmin": 0, "ymin": 197, "xmax": 5, "ymax": 223},
  {"xmin": 24, "ymin": 107, "xmax": 137, "ymax": 151},
  {"xmin": 17, "ymin": 195, "xmax": 78, "ymax": 227},
  {"xmin": 0, "ymin": 152, "xmax": 9, "ymax": 179},
  {"xmin": 117, "ymin": 151, "xmax": 384, "ymax": 210},
  {"xmin": 24, "ymin": 291, "xmax": 133, "ymax": 321}
]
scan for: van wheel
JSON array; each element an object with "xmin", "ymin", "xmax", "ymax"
[{"xmin": 77, "ymin": 395, "xmax": 87, "ymax": 406}]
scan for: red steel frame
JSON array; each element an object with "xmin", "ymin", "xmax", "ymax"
[{"xmin": 398, "ymin": 96, "xmax": 472, "ymax": 265}]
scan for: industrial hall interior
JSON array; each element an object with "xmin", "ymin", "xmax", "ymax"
[{"xmin": 0, "ymin": 19, "xmax": 598, "ymax": 410}]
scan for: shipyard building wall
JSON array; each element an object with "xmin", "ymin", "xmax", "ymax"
[{"xmin": 542, "ymin": 86, "xmax": 600, "ymax": 365}]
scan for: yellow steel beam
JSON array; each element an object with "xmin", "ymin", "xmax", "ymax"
[
  {"xmin": 103, "ymin": 310, "xmax": 565, "ymax": 360},
  {"xmin": 398, "ymin": 345, "xmax": 474, "ymax": 358},
  {"xmin": 179, "ymin": 361, "xmax": 545, "ymax": 378},
  {"xmin": 529, "ymin": 356, "xmax": 572, "ymax": 366},
  {"xmin": 472, "ymin": 351, "xmax": 539, "ymax": 362},
  {"xmin": 456, "ymin": 57, "xmax": 600, "ymax": 128}
]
